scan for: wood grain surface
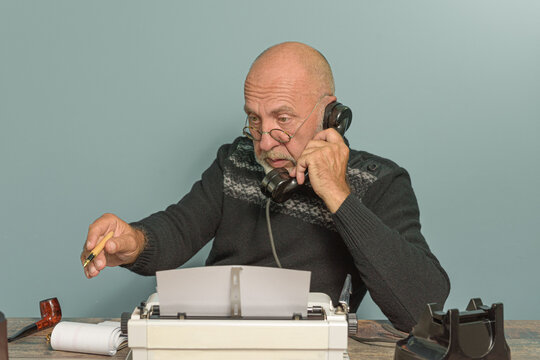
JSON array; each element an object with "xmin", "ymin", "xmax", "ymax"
[{"xmin": 6, "ymin": 318, "xmax": 540, "ymax": 359}]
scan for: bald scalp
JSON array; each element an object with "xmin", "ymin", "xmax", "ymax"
[{"xmin": 247, "ymin": 42, "xmax": 335, "ymax": 96}]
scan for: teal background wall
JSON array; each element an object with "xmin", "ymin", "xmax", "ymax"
[{"xmin": 1, "ymin": 1, "xmax": 539, "ymax": 320}]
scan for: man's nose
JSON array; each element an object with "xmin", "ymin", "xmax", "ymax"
[
  {"xmin": 258, "ymin": 123, "xmax": 280, "ymax": 151},
  {"xmin": 258, "ymin": 130, "xmax": 279, "ymax": 152}
]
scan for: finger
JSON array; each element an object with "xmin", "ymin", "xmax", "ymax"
[
  {"xmin": 81, "ymin": 255, "xmax": 92, "ymax": 278},
  {"xmin": 295, "ymin": 156, "xmax": 311, "ymax": 185},
  {"xmin": 83, "ymin": 264, "xmax": 90, "ymax": 278},
  {"xmin": 105, "ymin": 233, "xmax": 136, "ymax": 255},
  {"xmin": 304, "ymin": 138, "xmax": 348, "ymax": 166},
  {"xmin": 294, "ymin": 147, "xmax": 335, "ymax": 185},
  {"xmin": 86, "ymin": 214, "xmax": 116, "ymax": 251},
  {"xmin": 313, "ymin": 128, "xmax": 345, "ymax": 143},
  {"xmin": 105, "ymin": 238, "xmax": 119, "ymax": 254},
  {"xmin": 80, "ymin": 251, "xmax": 87, "ymax": 265},
  {"xmin": 296, "ymin": 171, "xmax": 306, "ymax": 185},
  {"xmin": 86, "ymin": 261, "xmax": 100, "ymax": 278},
  {"xmin": 294, "ymin": 146, "xmax": 324, "ymax": 185},
  {"xmin": 303, "ymin": 139, "xmax": 328, "ymax": 151},
  {"xmin": 93, "ymin": 251, "xmax": 107, "ymax": 271},
  {"xmin": 289, "ymin": 167, "xmax": 297, "ymax": 178}
]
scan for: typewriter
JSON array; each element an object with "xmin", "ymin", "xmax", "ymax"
[{"xmin": 122, "ymin": 266, "xmax": 358, "ymax": 360}]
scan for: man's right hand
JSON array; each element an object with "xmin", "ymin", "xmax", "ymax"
[{"xmin": 81, "ymin": 213, "xmax": 146, "ymax": 279}]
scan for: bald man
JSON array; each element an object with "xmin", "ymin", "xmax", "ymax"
[{"xmin": 81, "ymin": 42, "xmax": 449, "ymax": 332}]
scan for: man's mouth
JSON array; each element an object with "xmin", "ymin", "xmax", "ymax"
[
  {"xmin": 255, "ymin": 150, "xmax": 296, "ymax": 174},
  {"xmin": 266, "ymin": 158, "xmax": 291, "ymax": 168}
]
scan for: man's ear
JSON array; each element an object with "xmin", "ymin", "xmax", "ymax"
[{"xmin": 325, "ymin": 95, "xmax": 338, "ymax": 108}]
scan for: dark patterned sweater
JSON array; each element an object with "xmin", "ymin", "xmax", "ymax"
[{"xmin": 126, "ymin": 136, "xmax": 450, "ymax": 331}]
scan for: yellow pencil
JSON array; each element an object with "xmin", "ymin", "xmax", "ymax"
[{"xmin": 83, "ymin": 231, "xmax": 114, "ymax": 268}]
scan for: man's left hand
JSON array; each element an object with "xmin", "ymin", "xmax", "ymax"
[{"xmin": 291, "ymin": 128, "xmax": 351, "ymax": 213}]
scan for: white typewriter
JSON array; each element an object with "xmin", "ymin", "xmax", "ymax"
[{"xmin": 122, "ymin": 266, "xmax": 357, "ymax": 360}]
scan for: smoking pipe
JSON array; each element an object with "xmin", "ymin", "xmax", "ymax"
[{"xmin": 8, "ymin": 298, "xmax": 62, "ymax": 342}]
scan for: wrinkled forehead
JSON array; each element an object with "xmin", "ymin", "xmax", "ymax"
[
  {"xmin": 244, "ymin": 64, "xmax": 319, "ymax": 104},
  {"xmin": 244, "ymin": 75, "xmax": 314, "ymax": 101}
]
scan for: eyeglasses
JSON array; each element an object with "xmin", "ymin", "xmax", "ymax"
[{"xmin": 242, "ymin": 95, "xmax": 327, "ymax": 144}]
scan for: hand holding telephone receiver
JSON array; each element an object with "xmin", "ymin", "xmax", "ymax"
[{"xmin": 260, "ymin": 101, "xmax": 352, "ymax": 203}]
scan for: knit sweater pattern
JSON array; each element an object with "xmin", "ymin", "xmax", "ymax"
[{"xmin": 126, "ymin": 136, "xmax": 450, "ymax": 332}]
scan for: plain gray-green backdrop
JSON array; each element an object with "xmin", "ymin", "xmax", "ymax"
[{"xmin": 1, "ymin": 1, "xmax": 539, "ymax": 320}]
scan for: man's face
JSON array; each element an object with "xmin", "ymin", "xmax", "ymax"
[{"xmin": 244, "ymin": 66, "xmax": 325, "ymax": 173}]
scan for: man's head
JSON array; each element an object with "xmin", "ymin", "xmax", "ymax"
[{"xmin": 244, "ymin": 42, "xmax": 336, "ymax": 173}]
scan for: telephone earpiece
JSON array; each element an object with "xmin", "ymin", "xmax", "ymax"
[
  {"xmin": 323, "ymin": 102, "xmax": 352, "ymax": 135},
  {"xmin": 260, "ymin": 101, "xmax": 353, "ymax": 203}
]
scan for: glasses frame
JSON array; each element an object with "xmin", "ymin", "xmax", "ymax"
[{"xmin": 242, "ymin": 95, "xmax": 328, "ymax": 144}]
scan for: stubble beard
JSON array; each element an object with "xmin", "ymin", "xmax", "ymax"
[
  {"xmin": 255, "ymin": 150, "xmax": 296, "ymax": 174},
  {"xmin": 254, "ymin": 119, "xmax": 323, "ymax": 174}
]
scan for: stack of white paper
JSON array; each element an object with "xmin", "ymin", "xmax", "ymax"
[
  {"xmin": 50, "ymin": 321, "xmax": 126, "ymax": 356},
  {"xmin": 156, "ymin": 265, "xmax": 311, "ymax": 318}
]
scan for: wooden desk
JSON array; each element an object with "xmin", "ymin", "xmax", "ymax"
[{"xmin": 6, "ymin": 318, "xmax": 540, "ymax": 359}]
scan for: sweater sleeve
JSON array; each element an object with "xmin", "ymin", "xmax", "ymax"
[
  {"xmin": 122, "ymin": 145, "xmax": 226, "ymax": 276},
  {"xmin": 332, "ymin": 168, "xmax": 450, "ymax": 332}
]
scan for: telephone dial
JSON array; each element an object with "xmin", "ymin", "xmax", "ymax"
[{"xmin": 260, "ymin": 101, "xmax": 352, "ymax": 203}]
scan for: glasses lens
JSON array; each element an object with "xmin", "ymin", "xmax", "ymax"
[
  {"xmin": 243, "ymin": 126, "xmax": 260, "ymax": 140},
  {"xmin": 269, "ymin": 129, "xmax": 291, "ymax": 143},
  {"xmin": 243, "ymin": 126, "xmax": 291, "ymax": 143}
]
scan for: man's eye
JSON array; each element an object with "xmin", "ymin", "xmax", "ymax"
[
  {"xmin": 277, "ymin": 116, "xmax": 291, "ymax": 124},
  {"xmin": 248, "ymin": 116, "xmax": 260, "ymax": 124}
]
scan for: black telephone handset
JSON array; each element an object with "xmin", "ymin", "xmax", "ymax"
[{"xmin": 260, "ymin": 102, "xmax": 352, "ymax": 203}]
